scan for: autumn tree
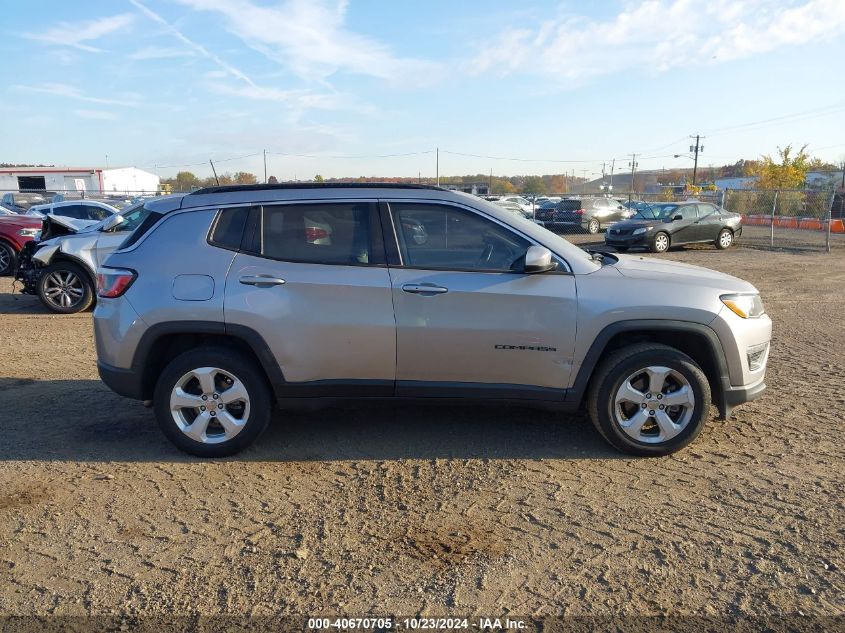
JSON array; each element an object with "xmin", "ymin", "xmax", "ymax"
[
  {"xmin": 268, "ymin": 176, "xmax": 278, "ymax": 184},
  {"xmin": 314, "ymin": 174, "xmax": 324, "ymax": 182},
  {"xmin": 233, "ymin": 171, "xmax": 258, "ymax": 184},
  {"xmin": 754, "ymin": 145, "xmax": 809, "ymax": 190}
]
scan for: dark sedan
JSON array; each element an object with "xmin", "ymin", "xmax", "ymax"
[
  {"xmin": 536, "ymin": 197, "xmax": 632, "ymax": 234},
  {"xmin": 604, "ymin": 201, "xmax": 742, "ymax": 253}
]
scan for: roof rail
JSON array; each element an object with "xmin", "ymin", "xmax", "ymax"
[{"xmin": 188, "ymin": 182, "xmax": 445, "ymax": 195}]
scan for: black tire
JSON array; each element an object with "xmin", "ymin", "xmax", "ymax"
[
  {"xmin": 615, "ymin": 246, "xmax": 629, "ymax": 252},
  {"xmin": 37, "ymin": 261, "xmax": 94, "ymax": 313},
  {"xmin": 650, "ymin": 231, "xmax": 670, "ymax": 253},
  {"xmin": 587, "ymin": 218, "xmax": 600, "ymax": 234},
  {"xmin": 715, "ymin": 228, "xmax": 734, "ymax": 250},
  {"xmin": 153, "ymin": 347, "xmax": 272, "ymax": 457},
  {"xmin": 0, "ymin": 241, "xmax": 17, "ymax": 276},
  {"xmin": 586, "ymin": 343, "xmax": 711, "ymax": 457}
]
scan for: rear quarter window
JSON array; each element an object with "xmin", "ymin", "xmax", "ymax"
[{"xmin": 209, "ymin": 207, "xmax": 250, "ymax": 250}]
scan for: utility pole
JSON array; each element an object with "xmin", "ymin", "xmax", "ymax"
[
  {"xmin": 436, "ymin": 147, "xmax": 439, "ymax": 187},
  {"xmin": 489, "ymin": 168, "xmax": 493, "ymax": 195},
  {"xmin": 690, "ymin": 134, "xmax": 704, "ymax": 186},
  {"xmin": 581, "ymin": 169, "xmax": 588, "ymax": 194},
  {"xmin": 263, "ymin": 149, "xmax": 267, "ymax": 184},
  {"xmin": 209, "ymin": 159, "xmax": 219, "ymax": 186},
  {"xmin": 610, "ymin": 158, "xmax": 615, "ymax": 192},
  {"xmin": 628, "ymin": 154, "xmax": 638, "ymax": 204}
]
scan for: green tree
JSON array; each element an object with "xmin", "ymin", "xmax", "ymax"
[
  {"xmin": 521, "ymin": 176, "xmax": 547, "ymax": 195},
  {"xmin": 314, "ymin": 174, "xmax": 324, "ymax": 182}
]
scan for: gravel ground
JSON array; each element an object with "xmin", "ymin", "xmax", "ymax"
[{"xmin": 0, "ymin": 238, "xmax": 844, "ymax": 626}]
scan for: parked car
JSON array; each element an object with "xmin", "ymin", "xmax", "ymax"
[
  {"xmin": 93, "ymin": 183, "xmax": 770, "ymax": 459},
  {"xmin": 535, "ymin": 197, "xmax": 631, "ymax": 233},
  {"xmin": 604, "ymin": 201, "xmax": 742, "ymax": 253},
  {"xmin": 0, "ymin": 205, "xmax": 16, "ymax": 216},
  {"xmin": 16, "ymin": 199, "xmax": 153, "ymax": 313},
  {"xmin": 26, "ymin": 199, "xmax": 118, "ymax": 221},
  {"xmin": 0, "ymin": 215, "xmax": 42, "ymax": 275},
  {"xmin": 1, "ymin": 192, "xmax": 50, "ymax": 213},
  {"xmin": 496, "ymin": 196, "xmax": 533, "ymax": 217}
]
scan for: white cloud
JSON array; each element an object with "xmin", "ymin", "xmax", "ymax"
[
  {"xmin": 13, "ymin": 84, "xmax": 137, "ymax": 107},
  {"xmin": 23, "ymin": 14, "xmax": 134, "ymax": 53},
  {"xmin": 470, "ymin": 0, "xmax": 845, "ymax": 80},
  {"xmin": 174, "ymin": 0, "xmax": 436, "ymax": 81},
  {"xmin": 73, "ymin": 109, "xmax": 119, "ymax": 121},
  {"xmin": 129, "ymin": 46, "xmax": 197, "ymax": 60}
]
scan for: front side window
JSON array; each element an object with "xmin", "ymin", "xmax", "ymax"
[
  {"xmin": 83, "ymin": 205, "xmax": 112, "ymax": 221},
  {"xmin": 257, "ymin": 203, "xmax": 372, "ymax": 265},
  {"xmin": 391, "ymin": 203, "xmax": 530, "ymax": 272},
  {"xmin": 678, "ymin": 205, "xmax": 698, "ymax": 220}
]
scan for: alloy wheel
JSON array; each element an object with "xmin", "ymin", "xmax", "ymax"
[
  {"xmin": 169, "ymin": 367, "xmax": 250, "ymax": 444},
  {"xmin": 42, "ymin": 270, "xmax": 85, "ymax": 309},
  {"xmin": 719, "ymin": 230, "xmax": 732, "ymax": 248},
  {"xmin": 0, "ymin": 245, "xmax": 11, "ymax": 274},
  {"xmin": 613, "ymin": 365, "xmax": 695, "ymax": 444},
  {"xmin": 654, "ymin": 233, "xmax": 669, "ymax": 252}
]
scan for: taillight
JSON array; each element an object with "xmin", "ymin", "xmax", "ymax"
[
  {"xmin": 304, "ymin": 226, "xmax": 329, "ymax": 242},
  {"xmin": 574, "ymin": 209, "xmax": 584, "ymax": 215},
  {"xmin": 97, "ymin": 268, "xmax": 136, "ymax": 298}
]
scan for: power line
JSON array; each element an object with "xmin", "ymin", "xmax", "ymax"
[{"xmin": 267, "ymin": 150, "xmax": 434, "ymax": 159}]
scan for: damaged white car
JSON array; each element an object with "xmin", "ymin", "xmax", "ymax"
[{"xmin": 16, "ymin": 200, "xmax": 150, "ymax": 313}]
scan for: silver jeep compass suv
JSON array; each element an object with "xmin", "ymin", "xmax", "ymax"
[{"xmin": 93, "ymin": 184, "xmax": 771, "ymax": 457}]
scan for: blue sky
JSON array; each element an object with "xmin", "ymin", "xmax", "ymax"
[{"xmin": 1, "ymin": 0, "xmax": 844, "ymax": 180}]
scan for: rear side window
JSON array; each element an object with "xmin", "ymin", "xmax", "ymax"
[
  {"xmin": 250, "ymin": 203, "xmax": 373, "ymax": 266},
  {"xmin": 118, "ymin": 209, "xmax": 163, "ymax": 250},
  {"xmin": 209, "ymin": 206, "xmax": 249, "ymax": 250},
  {"xmin": 559, "ymin": 199, "xmax": 582, "ymax": 210},
  {"xmin": 83, "ymin": 205, "xmax": 112, "ymax": 221}
]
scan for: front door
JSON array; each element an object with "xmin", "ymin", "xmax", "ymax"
[
  {"xmin": 223, "ymin": 201, "xmax": 396, "ymax": 394},
  {"xmin": 385, "ymin": 200, "xmax": 578, "ymax": 397}
]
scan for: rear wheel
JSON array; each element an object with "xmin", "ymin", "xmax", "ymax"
[
  {"xmin": 153, "ymin": 347, "xmax": 272, "ymax": 457},
  {"xmin": 587, "ymin": 218, "xmax": 600, "ymax": 234},
  {"xmin": 0, "ymin": 242, "xmax": 17, "ymax": 276},
  {"xmin": 651, "ymin": 232, "xmax": 670, "ymax": 253},
  {"xmin": 37, "ymin": 261, "xmax": 94, "ymax": 313},
  {"xmin": 587, "ymin": 343, "xmax": 710, "ymax": 456},
  {"xmin": 716, "ymin": 228, "xmax": 733, "ymax": 250}
]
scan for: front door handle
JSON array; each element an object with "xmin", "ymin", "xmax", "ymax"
[
  {"xmin": 402, "ymin": 283, "xmax": 448, "ymax": 295},
  {"xmin": 239, "ymin": 275, "xmax": 286, "ymax": 287}
]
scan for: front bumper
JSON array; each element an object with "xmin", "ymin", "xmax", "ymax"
[
  {"xmin": 605, "ymin": 232, "xmax": 650, "ymax": 248},
  {"xmin": 719, "ymin": 377, "xmax": 766, "ymax": 419}
]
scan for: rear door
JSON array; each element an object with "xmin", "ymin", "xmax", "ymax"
[
  {"xmin": 384, "ymin": 199, "xmax": 577, "ymax": 396},
  {"xmin": 694, "ymin": 203, "xmax": 722, "ymax": 241},
  {"xmin": 223, "ymin": 200, "xmax": 396, "ymax": 394}
]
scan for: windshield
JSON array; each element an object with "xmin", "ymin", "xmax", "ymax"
[{"xmin": 634, "ymin": 204, "xmax": 678, "ymax": 220}]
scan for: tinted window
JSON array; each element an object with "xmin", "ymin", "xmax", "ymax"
[
  {"xmin": 558, "ymin": 199, "xmax": 582, "ymax": 211},
  {"xmin": 210, "ymin": 207, "xmax": 249, "ymax": 249},
  {"xmin": 258, "ymin": 203, "xmax": 372, "ymax": 265},
  {"xmin": 392, "ymin": 203, "xmax": 530, "ymax": 272},
  {"xmin": 55, "ymin": 204, "xmax": 84, "ymax": 219}
]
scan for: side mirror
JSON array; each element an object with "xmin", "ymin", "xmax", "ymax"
[
  {"xmin": 100, "ymin": 214, "xmax": 125, "ymax": 232},
  {"xmin": 672, "ymin": 214, "xmax": 683, "ymax": 221},
  {"xmin": 523, "ymin": 245, "xmax": 557, "ymax": 273}
]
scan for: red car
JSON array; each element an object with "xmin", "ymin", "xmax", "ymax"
[{"xmin": 0, "ymin": 215, "xmax": 42, "ymax": 275}]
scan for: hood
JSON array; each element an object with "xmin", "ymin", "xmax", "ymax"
[
  {"xmin": 613, "ymin": 254, "xmax": 757, "ymax": 293},
  {"xmin": 38, "ymin": 214, "xmax": 101, "ymax": 241},
  {"xmin": 0, "ymin": 215, "xmax": 41, "ymax": 229}
]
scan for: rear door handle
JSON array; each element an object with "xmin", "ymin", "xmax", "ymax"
[
  {"xmin": 402, "ymin": 283, "xmax": 448, "ymax": 295},
  {"xmin": 239, "ymin": 275, "xmax": 286, "ymax": 287}
]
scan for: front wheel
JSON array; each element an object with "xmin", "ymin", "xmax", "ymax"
[
  {"xmin": 37, "ymin": 261, "xmax": 94, "ymax": 313},
  {"xmin": 587, "ymin": 343, "xmax": 711, "ymax": 456},
  {"xmin": 0, "ymin": 242, "xmax": 17, "ymax": 276},
  {"xmin": 716, "ymin": 228, "xmax": 734, "ymax": 250},
  {"xmin": 153, "ymin": 347, "xmax": 272, "ymax": 457},
  {"xmin": 651, "ymin": 232, "xmax": 670, "ymax": 253},
  {"xmin": 587, "ymin": 218, "xmax": 600, "ymax": 234}
]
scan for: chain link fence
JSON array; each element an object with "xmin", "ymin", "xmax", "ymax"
[{"xmin": 514, "ymin": 188, "xmax": 840, "ymax": 253}]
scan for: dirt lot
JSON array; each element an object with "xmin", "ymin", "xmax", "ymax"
[{"xmin": 1, "ymin": 237, "xmax": 844, "ymax": 626}]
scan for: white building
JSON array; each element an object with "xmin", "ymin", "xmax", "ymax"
[{"xmin": 0, "ymin": 166, "xmax": 160, "ymax": 195}]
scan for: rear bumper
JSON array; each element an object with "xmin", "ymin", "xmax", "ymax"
[{"xmin": 98, "ymin": 360, "xmax": 144, "ymax": 400}]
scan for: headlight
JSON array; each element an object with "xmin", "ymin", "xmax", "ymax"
[
  {"xmin": 721, "ymin": 293, "xmax": 765, "ymax": 318},
  {"xmin": 17, "ymin": 228, "xmax": 39, "ymax": 237},
  {"xmin": 632, "ymin": 227, "xmax": 652, "ymax": 235}
]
